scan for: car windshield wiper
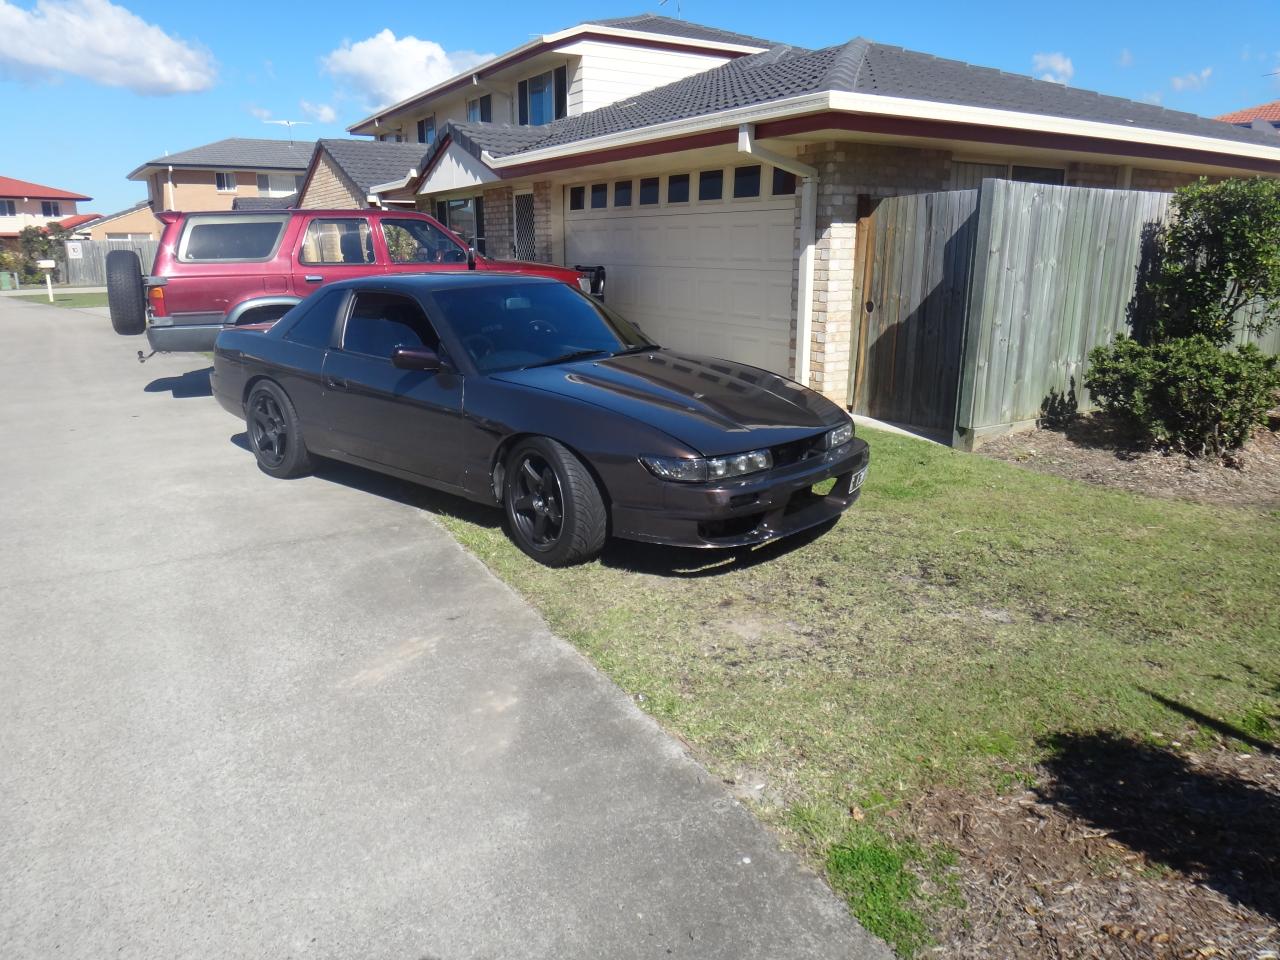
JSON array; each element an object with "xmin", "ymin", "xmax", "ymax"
[{"xmin": 521, "ymin": 349, "xmax": 612, "ymax": 370}]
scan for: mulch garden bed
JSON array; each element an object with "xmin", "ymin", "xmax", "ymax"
[{"xmin": 978, "ymin": 414, "xmax": 1280, "ymax": 510}]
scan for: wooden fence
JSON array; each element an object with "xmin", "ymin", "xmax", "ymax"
[
  {"xmin": 848, "ymin": 179, "xmax": 1279, "ymax": 447},
  {"xmin": 63, "ymin": 239, "xmax": 159, "ymax": 287}
]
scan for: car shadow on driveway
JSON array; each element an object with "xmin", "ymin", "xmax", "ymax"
[
  {"xmin": 229, "ymin": 432, "xmax": 835, "ymax": 577},
  {"xmin": 146, "ymin": 367, "xmax": 212, "ymax": 399}
]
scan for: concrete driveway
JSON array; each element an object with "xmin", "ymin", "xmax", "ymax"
[{"xmin": 0, "ymin": 299, "xmax": 888, "ymax": 960}]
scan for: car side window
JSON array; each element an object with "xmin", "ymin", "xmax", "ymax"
[
  {"xmin": 283, "ymin": 291, "xmax": 342, "ymax": 349},
  {"xmin": 300, "ymin": 218, "xmax": 375, "ymax": 265},
  {"xmin": 342, "ymin": 292, "xmax": 441, "ymax": 360},
  {"xmin": 382, "ymin": 218, "xmax": 468, "ymax": 265}
]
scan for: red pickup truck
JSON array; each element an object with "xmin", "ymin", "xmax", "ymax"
[{"xmin": 107, "ymin": 208, "xmax": 595, "ymax": 353}]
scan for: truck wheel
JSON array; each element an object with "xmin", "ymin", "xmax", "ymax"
[
  {"xmin": 106, "ymin": 250, "xmax": 146, "ymax": 336},
  {"xmin": 504, "ymin": 437, "xmax": 607, "ymax": 567}
]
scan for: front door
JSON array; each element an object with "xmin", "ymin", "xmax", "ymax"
[
  {"xmin": 291, "ymin": 215, "xmax": 383, "ymax": 293},
  {"xmin": 321, "ymin": 290, "xmax": 466, "ymax": 487}
]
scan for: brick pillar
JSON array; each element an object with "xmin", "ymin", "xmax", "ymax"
[
  {"xmin": 532, "ymin": 181, "xmax": 553, "ymax": 263},
  {"xmin": 482, "ymin": 185, "xmax": 513, "ymax": 259}
]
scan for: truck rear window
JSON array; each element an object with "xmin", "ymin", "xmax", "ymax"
[{"xmin": 178, "ymin": 215, "xmax": 288, "ymax": 262}]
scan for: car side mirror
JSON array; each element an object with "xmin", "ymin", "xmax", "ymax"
[
  {"xmin": 467, "ymin": 245, "xmax": 477, "ymax": 270},
  {"xmin": 391, "ymin": 346, "xmax": 444, "ymax": 372}
]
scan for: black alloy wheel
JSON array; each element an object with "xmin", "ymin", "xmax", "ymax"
[
  {"xmin": 503, "ymin": 437, "xmax": 607, "ymax": 567},
  {"xmin": 509, "ymin": 452, "xmax": 565, "ymax": 549},
  {"xmin": 246, "ymin": 381, "xmax": 312, "ymax": 479}
]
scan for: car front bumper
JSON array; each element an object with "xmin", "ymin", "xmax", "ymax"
[{"xmin": 610, "ymin": 437, "xmax": 870, "ymax": 549}]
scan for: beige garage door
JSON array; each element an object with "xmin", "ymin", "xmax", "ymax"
[{"xmin": 564, "ymin": 192, "xmax": 796, "ymax": 373}]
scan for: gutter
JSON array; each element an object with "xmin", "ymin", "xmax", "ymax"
[{"xmin": 738, "ymin": 124, "xmax": 818, "ymax": 388}]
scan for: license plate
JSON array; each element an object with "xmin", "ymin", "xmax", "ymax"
[{"xmin": 847, "ymin": 467, "xmax": 867, "ymax": 495}]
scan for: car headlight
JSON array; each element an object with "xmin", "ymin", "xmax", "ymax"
[
  {"xmin": 640, "ymin": 448, "xmax": 773, "ymax": 483},
  {"xmin": 577, "ymin": 275, "xmax": 592, "ymax": 294},
  {"xmin": 824, "ymin": 420, "xmax": 854, "ymax": 449}
]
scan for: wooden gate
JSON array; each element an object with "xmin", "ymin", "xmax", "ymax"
[{"xmin": 849, "ymin": 190, "xmax": 978, "ymax": 434}]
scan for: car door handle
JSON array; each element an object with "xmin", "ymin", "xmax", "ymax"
[
  {"xmin": 324, "ymin": 376, "xmax": 348, "ymax": 391},
  {"xmin": 304, "ymin": 275, "xmax": 323, "ymax": 283}
]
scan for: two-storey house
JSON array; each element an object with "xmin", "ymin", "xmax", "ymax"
[
  {"xmin": 0, "ymin": 176, "xmax": 92, "ymax": 251},
  {"xmin": 127, "ymin": 138, "xmax": 315, "ymax": 212}
]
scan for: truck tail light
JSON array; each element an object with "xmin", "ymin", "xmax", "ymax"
[{"xmin": 147, "ymin": 285, "xmax": 166, "ymax": 317}]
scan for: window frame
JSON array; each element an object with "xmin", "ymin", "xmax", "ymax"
[
  {"xmin": 282, "ymin": 289, "xmax": 346, "ymax": 350},
  {"xmin": 613, "ymin": 180, "xmax": 632, "ymax": 207},
  {"xmin": 339, "ymin": 290, "xmax": 442, "ymax": 361},
  {"xmin": 465, "ymin": 95, "xmax": 492, "ymax": 123},
  {"xmin": 297, "ymin": 216, "xmax": 376, "ymax": 266},
  {"xmin": 568, "ymin": 185, "xmax": 585, "ymax": 210},
  {"xmin": 697, "ymin": 169, "xmax": 724, "ymax": 202},
  {"xmin": 732, "ymin": 164, "xmax": 762, "ymax": 199},
  {"xmin": 176, "ymin": 213, "xmax": 290, "ymax": 264},
  {"xmin": 950, "ymin": 158, "xmax": 1067, "ymax": 189},
  {"xmin": 41, "ymin": 200, "xmax": 62, "ymax": 217},
  {"xmin": 518, "ymin": 65, "xmax": 568, "ymax": 125},
  {"xmin": 214, "ymin": 172, "xmax": 238, "ymax": 193},
  {"xmin": 0, "ymin": 199, "xmax": 16, "ymax": 216},
  {"xmin": 589, "ymin": 183, "xmax": 607, "ymax": 209},
  {"xmin": 638, "ymin": 177, "xmax": 660, "ymax": 205},
  {"xmin": 666, "ymin": 173, "xmax": 690, "ymax": 204}
]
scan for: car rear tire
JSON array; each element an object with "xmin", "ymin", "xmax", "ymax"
[
  {"xmin": 246, "ymin": 381, "xmax": 312, "ymax": 479},
  {"xmin": 105, "ymin": 249, "xmax": 146, "ymax": 336},
  {"xmin": 504, "ymin": 438, "xmax": 607, "ymax": 567}
]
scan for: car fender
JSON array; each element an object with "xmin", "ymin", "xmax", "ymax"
[{"xmin": 226, "ymin": 296, "xmax": 302, "ymax": 326}]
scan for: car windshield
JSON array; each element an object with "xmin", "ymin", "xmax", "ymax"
[{"xmin": 430, "ymin": 281, "xmax": 654, "ymax": 374}]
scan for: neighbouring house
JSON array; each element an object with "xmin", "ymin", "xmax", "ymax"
[
  {"xmin": 55, "ymin": 213, "xmax": 106, "ymax": 239},
  {"xmin": 0, "ymin": 175, "xmax": 92, "ymax": 250},
  {"xmin": 331, "ymin": 14, "xmax": 1280, "ymax": 406},
  {"xmin": 296, "ymin": 139, "xmax": 431, "ymax": 214},
  {"xmin": 76, "ymin": 201, "xmax": 163, "ymax": 242},
  {"xmin": 127, "ymin": 138, "xmax": 315, "ymax": 212},
  {"xmin": 1216, "ymin": 100, "xmax": 1280, "ymax": 134}
]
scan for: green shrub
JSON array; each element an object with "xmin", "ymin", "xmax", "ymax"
[{"xmin": 1086, "ymin": 335, "xmax": 1280, "ymax": 457}]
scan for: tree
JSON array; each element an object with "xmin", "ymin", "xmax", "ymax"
[{"xmin": 17, "ymin": 224, "xmax": 69, "ymax": 283}]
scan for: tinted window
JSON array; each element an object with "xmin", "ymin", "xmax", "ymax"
[
  {"xmin": 614, "ymin": 180, "xmax": 632, "ymax": 207},
  {"xmin": 430, "ymin": 282, "xmax": 652, "ymax": 374},
  {"xmin": 590, "ymin": 183, "xmax": 607, "ymax": 208},
  {"xmin": 383, "ymin": 218, "xmax": 467, "ymax": 265},
  {"xmin": 342, "ymin": 292, "xmax": 441, "ymax": 359},
  {"xmin": 698, "ymin": 169, "xmax": 723, "ymax": 201},
  {"xmin": 569, "ymin": 186, "xmax": 585, "ymax": 210},
  {"xmin": 772, "ymin": 168, "xmax": 797, "ymax": 195},
  {"xmin": 638, "ymin": 177, "xmax": 659, "ymax": 205},
  {"xmin": 179, "ymin": 215, "xmax": 287, "ymax": 262},
  {"xmin": 733, "ymin": 165, "xmax": 761, "ymax": 198},
  {"xmin": 283, "ymin": 291, "xmax": 342, "ymax": 349},
  {"xmin": 667, "ymin": 174, "xmax": 689, "ymax": 203},
  {"xmin": 300, "ymin": 218, "xmax": 374, "ymax": 265}
]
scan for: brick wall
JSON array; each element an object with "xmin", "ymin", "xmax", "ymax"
[
  {"xmin": 1129, "ymin": 168, "xmax": 1201, "ymax": 192},
  {"xmin": 794, "ymin": 142, "xmax": 952, "ymax": 405},
  {"xmin": 532, "ymin": 181, "xmax": 553, "ymax": 263},
  {"xmin": 1067, "ymin": 162, "xmax": 1120, "ymax": 188},
  {"xmin": 300, "ymin": 152, "xmax": 363, "ymax": 209},
  {"xmin": 482, "ymin": 185, "xmax": 513, "ymax": 259}
]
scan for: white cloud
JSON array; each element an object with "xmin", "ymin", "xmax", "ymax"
[
  {"xmin": 1117, "ymin": 48, "xmax": 1133, "ymax": 68},
  {"xmin": 323, "ymin": 29, "xmax": 492, "ymax": 110},
  {"xmin": 249, "ymin": 105, "xmax": 272, "ymax": 120},
  {"xmin": 1032, "ymin": 51, "xmax": 1074, "ymax": 85},
  {"xmin": 300, "ymin": 99, "xmax": 336, "ymax": 123},
  {"xmin": 0, "ymin": 0, "xmax": 215, "ymax": 94},
  {"xmin": 1170, "ymin": 67, "xmax": 1212, "ymax": 91}
]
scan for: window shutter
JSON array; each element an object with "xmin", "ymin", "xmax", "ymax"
[
  {"xmin": 479, "ymin": 95, "xmax": 492, "ymax": 123},
  {"xmin": 554, "ymin": 65, "xmax": 567, "ymax": 119},
  {"xmin": 518, "ymin": 80, "xmax": 529, "ymax": 125}
]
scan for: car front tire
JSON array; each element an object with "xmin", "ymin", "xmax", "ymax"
[
  {"xmin": 504, "ymin": 437, "xmax": 607, "ymax": 567},
  {"xmin": 246, "ymin": 381, "xmax": 312, "ymax": 479}
]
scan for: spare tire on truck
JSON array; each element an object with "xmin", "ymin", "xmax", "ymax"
[{"xmin": 106, "ymin": 249, "xmax": 146, "ymax": 336}]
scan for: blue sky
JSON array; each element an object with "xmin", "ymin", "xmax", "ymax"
[{"xmin": 1, "ymin": 0, "xmax": 1277, "ymax": 215}]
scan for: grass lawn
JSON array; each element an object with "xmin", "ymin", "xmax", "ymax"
[
  {"xmin": 15, "ymin": 292, "xmax": 109, "ymax": 309},
  {"xmin": 435, "ymin": 426, "xmax": 1279, "ymax": 954}
]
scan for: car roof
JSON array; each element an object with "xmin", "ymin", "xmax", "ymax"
[{"xmin": 326, "ymin": 272, "xmax": 562, "ymax": 293}]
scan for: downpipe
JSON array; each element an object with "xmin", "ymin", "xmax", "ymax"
[{"xmin": 738, "ymin": 123, "xmax": 818, "ymax": 388}]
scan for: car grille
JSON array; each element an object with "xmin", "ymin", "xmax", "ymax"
[{"xmin": 770, "ymin": 431, "xmax": 827, "ymax": 468}]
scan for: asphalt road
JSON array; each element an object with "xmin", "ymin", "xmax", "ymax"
[{"xmin": 0, "ymin": 300, "xmax": 888, "ymax": 960}]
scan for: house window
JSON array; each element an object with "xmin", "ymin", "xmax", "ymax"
[
  {"xmin": 40, "ymin": 200, "xmax": 62, "ymax": 217},
  {"xmin": 466, "ymin": 96, "xmax": 492, "ymax": 123},
  {"xmin": 569, "ymin": 186, "xmax": 585, "ymax": 210},
  {"xmin": 441, "ymin": 197, "xmax": 485, "ymax": 251},
  {"xmin": 949, "ymin": 160, "xmax": 1066, "ymax": 189},
  {"xmin": 0, "ymin": 200, "xmax": 15, "ymax": 216},
  {"xmin": 614, "ymin": 181, "xmax": 632, "ymax": 207},
  {"xmin": 667, "ymin": 174, "xmax": 690, "ymax": 204},
  {"xmin": 215, "ymin": 172, "xmax": 237, "ymax": 193},
  {"xmin": 295, "ymin": 175, "xmax": 305, "ymax": 192},
  {"xmin": 590, "ymin": 184, "xmax": 607, "ymax": 209},
  {"xmin": 256, "ymin": 173, "xmax": 298, "ymax": 198},
  {"xmin": 638, "ymin": 177, "xmax": 659, "ymax": 205},
  {"xmin": 1012, "ymin": 165, "xmax": 1066, "ymax": 186},
  {"xmin": 518, "ymin": 65, "xmax": 567, "ymax": 125},
  {"xmin": 417, "ymin": 116, "xmax": 436, "ymax": 145},
  {"xmin": 772, "ymin": 168, "xmax": 797, "ymax": 195},
  {"xmin": 733, "ymin": 165, "xmax": 761, "ymax": 198},
  {"xmin": 698, "ymin": 170, "xmax": 723, "ymax": 201}
]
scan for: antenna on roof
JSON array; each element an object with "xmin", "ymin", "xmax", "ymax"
[
  {"xmin": 657, "ymin": 0, "xmax": 682, "ymax": 18},
  {"xmin": 262, "ymin": 119, "xmax": 311, "ymax": 145}
]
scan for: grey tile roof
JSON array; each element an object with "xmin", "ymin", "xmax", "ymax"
[
  {"xmin": 434, "ymin": 38, "xmax": 1278, "ymax": 167},
  {"xmin": 319, "ymin": 139, "xmax": 431, "ymax": 193},
  {"xmin": 584, "ymin": 13, "xmax": 776, "ymax": 50},
  {"xmin": 139, "ymin": 137, "xmax": 316, "ymax": 171},
  {"xmin": 232, "ymin": 194, "xmax": 297, "ymax": 210}
]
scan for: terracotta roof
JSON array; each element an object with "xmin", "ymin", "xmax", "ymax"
[
  {"xmin": 0, "ymin": 176, "xmax": 91, "ymax": 200},
  {"xmin": 1215, "ymin": 100, "xmax": 1280, "ymax": 124},
  {"xmin": 56, "ymin": 214, "xmax": 103, "ymax": 231}
]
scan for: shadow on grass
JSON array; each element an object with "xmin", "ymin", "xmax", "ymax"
[
  {"xmin": 1140, "ymin": 687, "xmax": 1278, "ymax": 755},
  {"xmin": 145, "ymin": 367, "xmax": 212, "ymax": 399},
  {"xmin": 1038, "ymin": 730, "xmax": 1279, "ymax": 921},
  {"xmin": 228, "ymin": 431, "xmax": 835, "ymax": 576}
]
